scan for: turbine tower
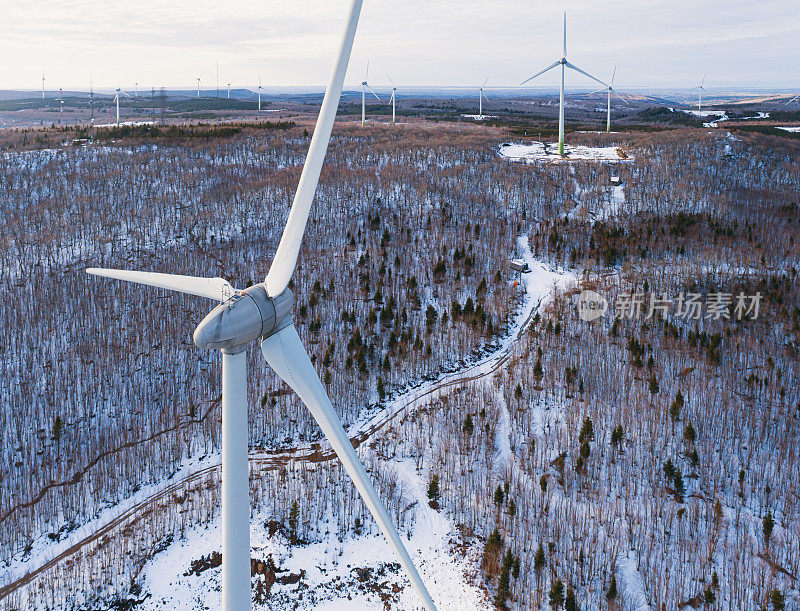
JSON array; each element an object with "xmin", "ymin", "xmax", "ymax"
[
  {"xmin": 386, "ymin": 73, "xmax": 397, "ymax": 124},
  {"xmin": 85, "ymin": 1, "xmax": 436, "ymax": 609},
  {"xmin": 89, "ymin": 76, "xmax": 94, "ymax": 123},
  {"xmin": 196, "ymin": 77, "xmax": 202, "ymax": 98},
  {"xmin": 591, "ymin": 66, "xmax": 629, "ymax": 132},
  {"xmin": 360, "ymin": 61, "xmax": 380, "ymax": 126},
  {"xmin": 41, "ymin": 72, "xmax": 45, "ymax": 99},
  {"xmin": 257, "ymin": 76, "xmax": 264, "ymax": 111},
  {"xmin": 479, "ymin": 77, "xmax": 489, "ymax": 118},
  {"xmin": 227, "ymin": 83, "xmax": 231, "ymax": 99},
  {"xmin": 520, "ymin": 12, "xmax": 608, "ymax": 155},
  {"xmin": 690, "ymin": 75, "xmax": 707, "ymax": 111},
  {"xmin": 59, "ymin": 88, "xmax": 63, "ymax": 126}
]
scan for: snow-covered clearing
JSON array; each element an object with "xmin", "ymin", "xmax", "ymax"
[
  {"xmin": 499, "ymin": 141, "xmax": 633, "ymax": 163},
  {"xmin": 93, "ymin": 120, "xmax": 156, "ymax": 128},
  {"xmin": 778, "ymin": 126, "xmax": 800, "ymax": 133},
  {"xmin": 461, "ymin": 114, "xmax": 497, "ymax": 121}
]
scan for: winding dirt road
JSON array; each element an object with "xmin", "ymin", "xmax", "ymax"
[{"xmin": 0, "ymin": 286, "xmax": 544, "ymax": 605}]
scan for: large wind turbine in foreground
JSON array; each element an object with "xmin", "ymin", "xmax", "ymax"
[
  {"xmin": 360, "ymin": 61, "xmax": 380, "ymax": 126},
  {"xmin": 85, "ymin": 1, "xmax": 436, "ymax": 610},
  {"xmin": 387, "ymin": 73, "xmax": 397, "ymax": 124},
  {"xmin": 591, "ymin": 66, "xmax": 629, "ymax": 132},
  {"xmin": 113, "ymin": 81, "xmax": 131, "ymax": 127},
  {"xmin": 520, "ymin": 12, "xmax": 608, "ymax": 155}
]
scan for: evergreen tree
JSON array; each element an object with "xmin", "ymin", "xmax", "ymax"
[
  {"xmin": 463, "ymin": 414, "xmax": 474, "ymax": 435},
  {"xmin": 648, "ymin": 372, "xmax": 659, "ymax": 395},
  {"xmin": 684, "ymin": 421, "xmax": 697, "ymax": 444},
  {"xmin": 427, "ymin": 474, "xmax": 441, "ymax": 504},
  {"xmin": 565, "ymin": 584, "xmax": 578, "ymax": 611},
  {"xmin": 611, "ymin": 424, "xmax": 624, "ymax": 449},
  {"xmin": 534, "ymin": 543, "xmax": 545, "ymax": 573},
  {"xmin": 288, "ymin": 500, "xmax": 299, "ymax": 545},
  {"xmin": 549, "ymin": 579, "xmax": 565, "ymax": 609},
  {"xmin": 673, "ymin": 468, "xmax": 686, "ymax": 496},
  {"xmin": 763, "ymin": 511, "xmax": 774, "ymax": 547},
  {"xmin": 52, "ymin": 415, "xmax": 64, "ymax": 442},
  {"xmin": 606, "ymin": 575, "xmax": 618, "ymax": 602},
  {"xmin": 669, "ymin": 391, "xmax": 684, "ymax": 422},
  {"xmin": 770, "ymin": 589, "xmax": 785, "ymax": 610},
  {"xmin": 494, "ymin": 485, "xmax": 505, "ymax": 506}
]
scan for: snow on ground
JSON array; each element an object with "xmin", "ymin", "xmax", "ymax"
[
  {"xmin": 499, "ymin": 141, "xmax": 632, "ymax": 163},
  {"xmin": 93, "ymin": 120, "xmax": 156, "ymax": 128},
  {"xmin": 778, "ymin": 126, "xmax": 800, "ymax": 132},
  {"xmin": 461, "ymin": 114, "xmax": 497, "ymax": 121},
  {"xmin": 617, "ymin": 552, "xmax": 650, "ymax": 610},
  {"xmin": 133, "ymin": 239, "xmax": 575, "ymax": 610}
]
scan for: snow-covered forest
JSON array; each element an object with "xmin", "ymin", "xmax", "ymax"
[{"xmin": 1, "ymin": 123, "xmax": 799, "ymax": 609}]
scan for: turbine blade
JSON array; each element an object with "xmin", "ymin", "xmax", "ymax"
[
  {"xmin": 265, "ymin": 0, "xmax": 363, "ymax": 297},
  {"xmin": 611, "ymin": 89, "xmax": 630, "ymax": 105},
  {"xmin": 611, "ymin": 65, "xmax": 617, "ymax": 86},
  {"xmin": 786, "ymin": 93, "xmax": 799, "ymax": 105},
  {"xmin": 589, "ymin": 88, "xmax": 606, "ymax": 95},
  {"xmin": 520, "ymin": 60, "xmax": 560, "ymax": 85},
  {"xmin": 385, "ymin": 72, "xmax": 395, "ymax": 86},
  {"xmin": 367, "ymin": 84, "xmax": 381, "ymax": 100},
  {"xmin": 260, "ymin": 325, "xmax": 436, "ymax": 610},
  {"xmin": 701, "ymin": 74, "xmax": 706, "ymax": 87},
  {"xmin": 483, "ymin": 76, "xmax": 489, "ymax": 88},
  {"xmin": 562, "ymin": 11, "xmax": 567, "ymax": 57},
  {"xmin": 86, "ymin": 268, "xmax": 234, "ymax": 301},
  {"xmin": 564, "ymin": 60, "xmax": 608, "ymax": 88}
]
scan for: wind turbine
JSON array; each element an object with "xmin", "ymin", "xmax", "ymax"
[
  {"xmin": 84, "ymin": 1, "xmax": 436, "ymax": 610},
  {"xmin": 114, "ymin": 79, "xmax": 131, "ymax": 127},
  {"xmin": 59, "ymin": 88, "xmax": 63, "ymax": 126},
  {"xmin": 41, "ymin": 72, "xmax": 45, "ymax": 100},
  {"xmin": 227, "ymin": 83, "xmax": 231, "ymax": 99},
  {"xmin": 257, "ymin": 76, "xmax": 264, "ymax": 111},
  {"xmin": 479, "ymin": 77, "xmax": 489, "ymax": 119},
  {"xmin": 690, "ymin": 75, "xmax": 707, "ymax": 111},
  {"xmin": 361, "ymin": 61, "xmax": 380, "ymax": 126},
  {"xmin": 591, "ymin": 66, "xmax": 629, "ymax": 132},
  {"xmin": 196, "ymin": 77, "xmax": 202, "ymax": 98},
  {"xmin": 135, "ymin": 82, "xmax": 139, "ymax": 98},
  {"xmin": 785, "ymin": 92, "xmax": 799, "ymax": 105},
  {"xmin": 520, "ymin": 12, "xmax": 608, "ymax": 155},
  {"xmin": 90, "ymin": 76, "xmax": 94, "ymax": 123},
  {"xmin": 386, "ymin": 73, "xmax": 397, "ymax": 124}
]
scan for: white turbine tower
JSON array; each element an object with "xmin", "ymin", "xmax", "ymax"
[
  {"xmin": 591, "ymin": 66, "xmax": 629, "ymax": 133},
  {"xmin": 520, "ymin": 12, "xmax": 608, "ymax": 155},
  {"xmin": 257, "ymin": 76, "xmax": 264, "ymax": 111},
  {"xmin": 479, "ymin": 77, "xmax": 489, "ymax": 119},
  {"xmin": 386, "ymin": 73, "xmax": 397, "ymax": 124},
  {"xmin": 84, "ymin": 1, "xmax": 436, "ymax": 610},
  {"xmin": 690, "ymin": 75, "xmax": 707, "ymax": 111},
  {"xmin": 361, "ymin": 61, "xmax": 380, "ymax": 126},
  {"xmin": 196, "ymin": 77, "xmax": 202, "ymax": 98},
  {"xmin": 41, "ymin": 71, "xmax": 45, "ymax": 99},
  {"xmin": 59, "ymin": 88, "xmax": 63, "ymax": 126},
  {"xmin": 227, "ymin": 83, "xmax": 231, "ymax": 99},
  {"xmin": 114, "ymin": 79, "xmax": 131, "ymax": 127}
]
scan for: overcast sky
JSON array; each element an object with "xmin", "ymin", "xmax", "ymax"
[{"xmin": 3, "ymin": 0, "xmax": 799, "ymax": 92}]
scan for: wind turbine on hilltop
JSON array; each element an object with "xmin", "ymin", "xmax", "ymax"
[
  {"xmin": 690, "ymin": 75, "xmax": 707, "ymax": 111},
  {"xmin": 479, "ymin": 77, "xmax": 489, "ymax": 119},
  {"xmin": 114, "ymin": 79, "xmax": 131, "ymax": 127},
  {"xmin": 520, "ymin": 12, "xmax": 608, "ymax": 155},
  {"xmin": 386, "ymin": 73, "xmax": 397, "ymax": 124},
  {"xmin": 41, "ymin": 71, "xmax": 45, "ymax": 99},
  {"xmin": 361, "ymin": 61, "xmax": 380, "ymax": 126},
  {"xmin": 257, "ymin": 76, "xmax": 264, "ymax": 111},
  {"xmin": 591, "ymin": 66, "xmax": 628, "ymax": 133},
  {"xmin": 84, "ymin": 1, "xmax": 436, "ymax": 610},
  {"xmin": 196, "ymin": 77, "xmax": 202, "ymax": 98}
]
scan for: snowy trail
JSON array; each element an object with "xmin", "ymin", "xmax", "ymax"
[{"xmin": 0, "ymin": 238, "xmax": 576, "ymax": 608}]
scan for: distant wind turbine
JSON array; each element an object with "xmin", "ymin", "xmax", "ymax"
[
  {"xmin": 196, "ymin": 77, "xmax": 201, "ymax": 98},
  {"xmin": 386, "ymin": 73, "xmax": 397, "ymax": 124},
  {"xmin": 479, "ymin": 77, "xmax": 489, "ymax": 119},
  {"xmin": 786, "ymin": 92, "xmax": 800, "ymax": 105},
  {"xmin": 227, "ymin": 83, "xmax": 231, "ymax": 99},
  {"xmin": 257, "ymin": 76, "xmax": 264, "ymax": 111},
  {"xmin": 591, "ymin": 66, "xmax": 629, "ymax": 132},
  {"xmin": 135, "ymin": 82, "xmax": 139, "ymax": 98},
  {"xmin": 690, "ymin": 75, "xmax": 707, "ymax": 111},
  {"xmin": 520, "ymin": 12, "xmax": 608, "ymax": 155},
  {"xmin": 59, "ymin": 88, "xmax": 63, "ymax": 126},
  {"xmin": 90, "ymin": 76, "xmax": 94, "ymax": 122},
  {"xmin": 41, "ymin": 72, "xmax": 45, "ymax": 100},
  {"xmin": 114, "ymin": 78, "xmax": 132, "ymax": 127},
  {"xmin": 360, "ymin": 61, "xmax": 380, "ymax": 126}
]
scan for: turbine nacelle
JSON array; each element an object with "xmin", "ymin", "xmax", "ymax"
[{"xmin": 193, "ymin": 285, "xmax": 293, "ymax": 353}]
